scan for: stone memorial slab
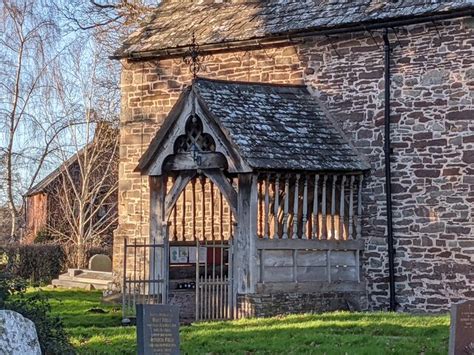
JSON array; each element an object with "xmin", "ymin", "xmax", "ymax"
[
  {"xmin": 449, "ymin": 300, "xmax": 474, "ymax": 355},
  {"xmin": 0, "ymin": 310, "xmax": 41, "ymax": 355},
  {"xmin": 137, "ymin": 304, "xmax": 180, "ymax": 355},
  {"xmin": 88, "ymin": 254, "xmax": 112, "ymax": 272}
]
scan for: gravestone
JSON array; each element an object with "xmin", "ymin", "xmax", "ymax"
[
  {"xmin": 88, "ymin": 254, "xmax": 112, "ymax": 272},
  {"xmin": 449, "ymin": 300, "xmax": 474, "ymax": 355},
  {"xmin": 0, "ymin": 310, "xmax": 41, "ymax": 355},
  {"xmin": 136, "ymin": 304, "xmax": 180, "ymax": 355}
]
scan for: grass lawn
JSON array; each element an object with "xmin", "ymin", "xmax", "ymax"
[{"xmin": 29, "ymin": 288, "xmax": 450, "ymax": 354}]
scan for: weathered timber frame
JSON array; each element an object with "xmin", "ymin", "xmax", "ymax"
[{"xmin": 135, "ymin": 80, "xmax": 369, "ymax": 319}]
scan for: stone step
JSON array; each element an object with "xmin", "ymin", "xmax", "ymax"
[
  {"xmin": 58, "ymin": 273, "xmax": 111, "ymax": 285},
  {"xmin": 51, "ymin": 278, "xmax": 109, "ymax": 290}
]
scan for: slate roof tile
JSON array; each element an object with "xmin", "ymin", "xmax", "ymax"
[
  {"xmin": 115, "ymin": 0, "xmax": 474, "ymax": 57},
  {"xmin": 194, "ymin": 78, "xmax": 369, "ymax": 171}
]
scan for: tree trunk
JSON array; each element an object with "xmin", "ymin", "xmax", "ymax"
[{"xmin": 9, "ymin": 207, "xmax": 17, "ymax": 242}]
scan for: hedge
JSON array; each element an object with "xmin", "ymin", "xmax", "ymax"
[{"xmin": 0, "ymin": 244, "xmax": 65, "ymax": 285}]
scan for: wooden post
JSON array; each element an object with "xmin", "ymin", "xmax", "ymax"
[
  {"xmin": 192, "ymin": 179, "xmax": 196, "ymax": 241},
  {"xmin": 181, "ymin": 188, "xmax": 186, "ymax": 241},
  {"xmin": 236, "ymin": 173, "xmax": 258, "ymax": 294},
  {"xmin": 149, "ymin": 175, "xmax": 166, "ymax": 300}
]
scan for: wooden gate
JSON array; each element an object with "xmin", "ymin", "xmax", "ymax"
[
  {"xmin": 165, "ymin": 174, "xmax": 237, "ymax": 322},
  {"xmin": 195, "ymin": 239, "xmax": 234, "ymax": 321}
]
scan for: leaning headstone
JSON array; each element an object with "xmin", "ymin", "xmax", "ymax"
[
  {"xmin": 449, "ymin": 300, "xmax": 474, "ymax": 355},
  {"xmin": 136, "ymin": 304, "xmax": 180, "ymax": 355},
  {"xmin": 0, "ymin": 310, "xmax": 41, "ymax": 355},
  {"xmin": 88, "ymin": 254, "xmax": 112, "ymax": 272}
]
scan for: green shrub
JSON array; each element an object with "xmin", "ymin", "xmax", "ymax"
[
  {"xmin": 0, "ymin": 273, "xmax": 74, "ymax": 354},
  {"xmin": 1, "ymin": 244, "xmax": 65, "ymax": 285}
]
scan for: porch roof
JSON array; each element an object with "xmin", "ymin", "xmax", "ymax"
[{"xmin": 138, "ymin": 78, "xmax": 369, "ymax": 173}]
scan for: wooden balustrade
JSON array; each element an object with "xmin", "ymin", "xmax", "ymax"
[{"xmin": 256, "ymin": 173, "xmax": 364, "ymax": 241}]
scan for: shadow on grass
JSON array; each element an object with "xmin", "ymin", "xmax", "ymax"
[
  {"xmin": 180, "ymin": 323, "xmax": 449, "ymax": 355},
  {"xmin": 189, "ymin": 312, "xmax": 449, "ymax": 337},
  {"xmin": 27, "ymin": 288, "xmax": 123, "ymax": 329},
  {"xmin": 27, "ymin": 289, "xmax": 450, "ymax": 355}
]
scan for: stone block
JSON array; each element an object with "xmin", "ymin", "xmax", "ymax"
[
  {"xmin": 89, "ymin": 254, "xmax": 113, "ymax": 272},
  {"xmin": 0, "ymin": 310, "xmax": 41, "ymax": 355}
]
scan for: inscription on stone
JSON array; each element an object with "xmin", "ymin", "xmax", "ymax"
[
  {"xmin": 449, "ymin": 301, "xmax": 474, "ymax": 355},
  {"xmin": 137, "ymin": 304, "xmax": 180, "ymax": 355}
]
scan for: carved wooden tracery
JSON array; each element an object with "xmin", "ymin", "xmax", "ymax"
[{"xmin": 174, "ymin": 115, "xmax": 216, "ymax": 154}]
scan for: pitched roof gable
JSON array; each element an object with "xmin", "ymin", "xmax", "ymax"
[
  {"xmin": 137, "ymin": 78, "xmax": 370, "ymax": 174},
  {"xmin": 115, "ymin": 0, "xmax": 474, "ymax": 58}
]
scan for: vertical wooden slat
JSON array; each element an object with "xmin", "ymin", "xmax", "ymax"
[
  {"xmin": 219, "ymin": 192, "xmax": 224, "ymax": 241},
  {"xmin": 282, "ymin": 175, "xmax": 290, "ymax": 239},
  {"xmin": 229, "ymin": 177, "xmax": 234, "ymax": 240},
  {"xmin": 224, "ymin": 275, "xmax": 228, "ymax": 319},
  {"xmin": 292, "ymin": 174, "xmax": 300, "ymax": 239},
  {"xmin": 312, "ymin": 175, "xmax": 320, "ymax": 240},
  {"xmin": 357, "ymin": 175, "xmax": 363, "ymax": 240},
  {"xmin": 321, "ymin": 175, "xmax": 328, "ymax": 240},
  {"xmin": 212, "ymin": 246, "xmax": 216, "ymax": 320},
  {"xmin": 173, "ymin": 208, "xmax": 177, "ymax": 241},
  {"xmin": 195, "ymin": 243, "xmax": 199, "ymax": 321},
  {"xmin": 258, "ymin": 178, "xmax": 263, "ymax": 238},
  {"xmin": 339, "ymin": 175, "xmax": 347, "ymax": 240},
  {"xmin": 192, "ymin": 179, "xmax": 196, "ymax": 241},
  {"xmin": 133, "ymin": 240, "xmax": 137, "ymax": 308},
  {"xmin": 217, "ymin": 274, "xmax": 221, "ymax": 320},
  {"xmin": 228, "ymin": 239, "xmax": 234, "ymax": 319},
  {"xmin": 205, "ymin": 247, "xmax": 208, "ymax": 320},
  {"xmin": 264, "ymin": 175, "xmax": 270, "ymax": 239},
  {"xmin": 201, "ymin": 177, "xmax": 206, "ymax": 241},
  {"xmin": 302, "ymin": 175, "xmax": 308, "ymax": 240},
  {"xmin": 210, "ymin": 182, "xmax": 215, "ymax": 241},
  {"xmin": 273, "ymin": 175, "xmax": 280, "ymax": 239},
  {"xmin": 181, "ymin": 188, "xmax": 186, "ymax": 241},
  {"xmin": 349, "ymin": 175, "xmax": 355, "ymax": 240},
  {"xmin": 331, "ymin": 175, "xmax": 337, "ymax": 240},
  {"xmin": 143, "ymin": 241, "xmax": 147, "ymax": 301}
]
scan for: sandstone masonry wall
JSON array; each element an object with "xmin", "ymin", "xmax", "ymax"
[{"xmin": 116, "ymin": 18, "xmax": 474, "ymax": 312}]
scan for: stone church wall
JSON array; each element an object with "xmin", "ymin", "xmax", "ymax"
[{"xmin": 116, "ymin": 17, "xmax": 474, "ymax": 312}]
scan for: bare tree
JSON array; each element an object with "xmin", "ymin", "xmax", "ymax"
[
  {"xmin": 55, "ymin": 0, "xmax": 158, "ymax": 51},
  {"xmin": 48, "ymin": 120, "xmax": 119, "ymax": 268},
  {"xmin": 41, "ymin": 39, "xmax": 120, "ymax": 268},
  {"xmin": 0, "ymin": 0, "xmax": 72, "ymax": 239}
]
